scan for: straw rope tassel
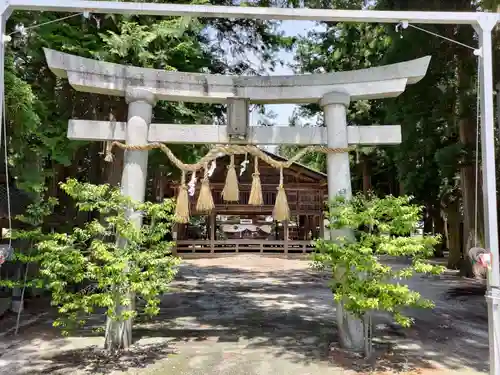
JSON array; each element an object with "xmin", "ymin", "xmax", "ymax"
[
  {"xmin": 196, "ymin": 163, "xmax": 215, "ymax": 212},
  {"xmin": 104, "ymin": 141, "xmax": 114, "ymax": 162},
  {"xmin": 273, "ymin": 167, "xmax": 290, "ymax": 222},
  {"xmin": 222, "ymin": 154, "xmax": 239, "ymax": 201},
  {"xmin": 248, "ymin": 156, "xmax": 263, "ymax": 206},
  {"xmin": 104, "ymin": 141, "xmax": 353, "ymax": 171},
  {"xmin": 174, "ymin": 171, "xmax": 190, "ymax": 223}
]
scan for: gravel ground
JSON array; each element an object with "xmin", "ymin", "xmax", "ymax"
[{"xmin": 0, "ymin": 255, "xmax": 489, "ymax": 375}]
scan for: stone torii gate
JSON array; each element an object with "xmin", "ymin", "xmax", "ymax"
[{"xmin": 44, "ymin": 47, "xmax": 431, "ymax": 350}]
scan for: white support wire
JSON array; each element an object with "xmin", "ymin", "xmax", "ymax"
[
  {"xmin": 1, "ymin": 55, "xmax": 19, "ymax": 334},
  {"xmin": 397, "ymin": 20, "xmax": 483, "ymax": 249},
  {"xmin": 0, "ymin": 10, "xmax": 90, "ymax": 335},
  {"xmin": 2, "ymin": 71, "xmax": 10, "ymax": 251},
  {"xmin": 401, "ymin": 16, "xmax": 500, "ymax": 369},
  {"xmin": 399, "ymin": 28, "xmax": 493, "ymax": 365},
  {"xmin": 14, "ymin": 248, "xmax": 31, "ymax": 335},
  {"xmin": 474, "ymin": 56, "xmax": 480, "ymax": 248},
  {"xmin": 408, "ymin": 24, "xmax": 478, "ymax": 52},
  {"xmin": 396, "ymin": 21, "xmax": 481, "ymax": 55},
  {"xmin": 8, "ymin": 12, "xmax": 84, "ymax": 37}
]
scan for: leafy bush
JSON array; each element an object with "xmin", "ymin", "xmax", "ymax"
[
  {"xmin": 314, "ymin": 194, "xmax": 444, "ymax": 327},
  {"xmin": 9, "ymin": 179, "xmax": 180, "ymax": 335}
]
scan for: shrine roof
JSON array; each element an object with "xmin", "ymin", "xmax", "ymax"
[{"xmin": 262, "ymin": 150, "xmax": 326, "ymax": 179}]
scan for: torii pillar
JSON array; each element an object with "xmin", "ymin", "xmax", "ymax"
[
  {"xmin": 321, "ymin": 90, "xmax": 364, "ymax": 350},
  {"xmin": 106, "ymin": 88, "xmax": 156, "ymax": 349}
]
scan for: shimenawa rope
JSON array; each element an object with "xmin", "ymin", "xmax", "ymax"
[{"xmin": 104, "ymin": 141, "xmax": 353, "ymax": 222}]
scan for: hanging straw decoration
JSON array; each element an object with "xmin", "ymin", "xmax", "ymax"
[
  {"xmin": 248, "ymin": 156, "xmax": 263, "ymax": 206},
  {"xmin": 196, "ymin": 163, "xmax": 215, "ymax": 212},
  {"xmin": 221, "ymin": 154, "xmax": 239, "ymax": 201},
  {"xmin": 101, "ymin": 141, "xmax": 353, "ymax": 218},
  {"xmin": 208, "ymin": 159, "xmax": 217, "ymax": 177},
  {"xmin": 240, "ymin": 153, "xmax": 249, "ymax": 176},
  {"xmin": 174, "ymin": 171, "xmax": 190, "ymax": 223},
  {"xmin": 188, "ymin": 171, "xmax": 197, "ymax": 197},
  {"xmin": 104, "ymin": 141, "xmax": 114, "ymax": 162},
  {"xmin": 273, "ymin": 167, "xmax": 290, "ymax": 222}
]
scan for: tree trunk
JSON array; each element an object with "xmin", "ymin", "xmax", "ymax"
[
  {"xmin": 431, "ymin": 207, "xmax": 445, "ymax": 257},
  {"xmin": 458, "ymin": 119, "xmax": 485, "ymax": 277},
  {"xmin": 445, "ymin": 199, "xmax": 462, "ymax": 269},
  {"xmin": 423, "ymin": 206, "xmax": 433, "ymax": 235},
  {"xmin": 361, "ymin": 154, "xmax": 371, "ymax": 196}
]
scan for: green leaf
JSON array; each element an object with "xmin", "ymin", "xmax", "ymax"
[{"xmin": 314, "ymin": 194, "xmax": 443, "ymax": 326}]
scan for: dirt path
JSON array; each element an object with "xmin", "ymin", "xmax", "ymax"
[{"xmin": 0, "ymin": 255, "xmax": 489, "ymax": 375}]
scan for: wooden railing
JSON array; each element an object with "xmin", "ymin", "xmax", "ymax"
[{"xmin": 175, "ymin": 239, "xmax": 316, "ymax": 255}]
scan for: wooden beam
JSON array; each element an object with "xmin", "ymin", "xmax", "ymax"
[{"xmin": 68, "ymin": 120, "xmax": 401, "ymax": 146}]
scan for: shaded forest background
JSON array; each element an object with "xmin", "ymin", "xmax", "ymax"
[{"xmin": 3, "ymin": 0, "xmax": 500, "ymax": 277}]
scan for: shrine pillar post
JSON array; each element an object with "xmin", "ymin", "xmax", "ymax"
[
  {"xmin": 321, "ymin": 91, "xmax": 352, "ymax": 200},
  {"xmin": 210, "ymin": 212, "xmax": 216, "ymax": 253},
  {"xmin": 121, "ymin": 88, "xmax": 156, "ymax": 210},
  {"xmin": 320, "ymin": 90, "xmax": 365, "ymax": 351},
  {"xmin": 105, "ymin": 87, "xmax": 156, "ymax": 350},
  {"xmin": 284, "ymin": 220, "xmax": 289, "ymax": 254}
]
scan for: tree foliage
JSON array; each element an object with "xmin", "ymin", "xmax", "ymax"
[
  {"xmin": 9, "ymin": 179, "xmax": 180, "ymax": 335},
  {"xmin": 314, "ymin": 194, "xmax": 444, "ymax": 327}
]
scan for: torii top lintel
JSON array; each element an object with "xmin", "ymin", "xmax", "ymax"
[{"xmin": 43, "ymin": 48, "xmax": 431, "ymax": 104}]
